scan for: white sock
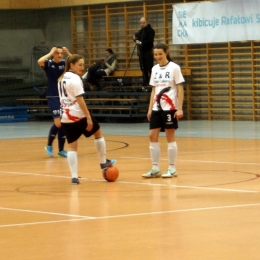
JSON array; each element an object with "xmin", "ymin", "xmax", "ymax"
[
  {"xmin": 149, "ymin": 142, "xmax": 160, "ymax": 171},
  {"xmin": 94, "ymin": 137, "xmax": 106, "ymax": 164},
  {"xmin": 67, "ymin": 151, "xmax": 78, "ymax": 178},
  {"xmin": 168, "ymin": 142, "xmax": 177, "ymax": 171}
]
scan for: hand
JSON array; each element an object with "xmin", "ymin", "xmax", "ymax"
[
  {"xmin": 50, "ymin": 47, "xmax": 57, "ymax": 55},
  {"xmin": 100, "ymin": 59, "xmax": 105, "ymax": 64},
  {"xmin": 86, "ymin": 117, "xmax": 93, "ymax": 131},
  {"xmin": 147, "ymin": 111, "xmax": 152, "ymax": 121},
  {"xmin": 174, "ymin": 110, "xmax": 183, "ymax": 120},
  {"xmin": 136, "ymin": 40, "xmax": 141, "ymax": 45},
  {"xmin": 62, "ymin": 47, "xmax": 69, "ymax": 54}
]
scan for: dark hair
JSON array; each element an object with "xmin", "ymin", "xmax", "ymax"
[
  {"xmin": 58, "ymin": 54, "xmax": 84, "ymax": 81},
  {"xmin": 105, "ymin": 48, "xmax": 113, "ymax": 54},
  {"xmin": 153, "ymin": 43, "xmax": 172, "ymax": 61},
  {"xmin": 56, "ymin": 46, "xmax": 62, "ymax": 49}
]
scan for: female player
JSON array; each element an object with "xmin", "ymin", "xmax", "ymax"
[
  {"xmin": 142, "ymin": 43, "xmax": 184, "ymax": 178},
  {"xmin": 38, "ymin": 46, "xmax": 71, "ymax": 158},
  {"xmin": 58, "ymin": 54, "xmax": 116, "ymax": 184}
]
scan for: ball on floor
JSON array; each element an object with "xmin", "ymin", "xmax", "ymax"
[{"xmin": 102, "ymin": 166, "xmax": 119, "ymax": 182}]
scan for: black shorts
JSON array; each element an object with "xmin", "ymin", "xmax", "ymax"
[
  {"xmin": 61, "ymin": 116, "xmax": 100, "ymax": 143},
  {"xmin": 150, "ymin": 110, "xmax": 178, "ymax": 130}
]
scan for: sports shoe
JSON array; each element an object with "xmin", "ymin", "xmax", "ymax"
[
  {"xmin": 142, "ymin": 169, "xmax": 161, "ymax": 178},
  {"xmin": 45, "ymin": 146, "xmax": 53, "ymax": 157},
  {"xmin": 58, "ymin": 150, "xmax": 67, "ymax": 158},
  {"xmin": 71, "ymin": 178, "xmax": 80, "ymax": 185},
  {"xmin": 100, "ymin": 159, "xmax": 116, "ymax": 169},
  {"xmin": 161, "ymin": 168, "xmax": 177, "ymax": 178}
]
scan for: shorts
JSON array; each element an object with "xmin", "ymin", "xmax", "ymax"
[
  {"xmin": 47, "ymin": 97, "xmax": 60, "ymax": 118},
  {"xmin": 150, "ymin": 110, "xmax": 178, "ymax": 130},
  {"xmin": 61, "ymin": 116, "xmax": 100, "ymax": 144}
]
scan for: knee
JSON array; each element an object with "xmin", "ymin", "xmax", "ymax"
[
  {"xmin": 149, "ymin": 132, "xmax": 158, "ymax": 142},
  {"xmin": 54, "ymin": 121, "xmax": 62, "ymax": 128}
]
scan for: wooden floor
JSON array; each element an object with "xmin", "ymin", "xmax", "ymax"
[{"xmin": 1, "ymin": 126, "xmax": 260, "ymax": 259}]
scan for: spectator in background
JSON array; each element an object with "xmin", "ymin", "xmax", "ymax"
[
  {"xmin": 133, "ymin": 17, "xmax": 155, "ymax": 86},
  {"xmin": 82, "ymin": 48, "xmax": 117, "ymax": 90}
]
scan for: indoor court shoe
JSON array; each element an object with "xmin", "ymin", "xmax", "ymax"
[
  {"xmin": 100, "ymin": 159, "xmax": 116, "ymax": 169},
  {"xmin": 161, "ymin": 168, "xmax": 177, "ymax": 178},
  {"xmin": 142, "ymin": 169, "xmax": 161, "ymax": 178},
  {"xmin": 45, "ymin": 146, "xmax": 53, "ymax": 157},
  {"xmin": 58, "ymin": 150, "xmax": 67, "ymax": 158},
  {"xmin": 71, "ymin": 178, "xmax": 80, "ymax": 185}
]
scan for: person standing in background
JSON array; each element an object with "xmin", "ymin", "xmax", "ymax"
[
  {"xmin": 38, "ymin": 46, "xmax": 72, "ymax": 157},
  {"xmin": 133, "ymin": 17, "xmax": 155, "ymax": 86}
]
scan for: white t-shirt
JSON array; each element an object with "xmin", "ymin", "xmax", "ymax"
[
  {"xmin": 149, "ymin": 61, "xmax": 184, "ymax": 111},
  {"xmin": 58, "ymin": 71, "xmax": 85, "ymax": 123}
]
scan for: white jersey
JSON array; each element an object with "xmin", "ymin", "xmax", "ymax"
[
  {"xmin": 149, "ymin": 61, "xmax": 184, "ymax": 111},
  {"xmin": 58, "ymin": 71, "xmax": 85, "ymax": 123}
]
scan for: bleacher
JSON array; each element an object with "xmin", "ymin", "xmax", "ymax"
[{"xmin": 6, "ymin": 66, "xmax": 191, "ymax": 122}]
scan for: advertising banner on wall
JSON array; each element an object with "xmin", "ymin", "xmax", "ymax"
[{"xmin": 172, "ymin": 0, "xmax": 260, "ymax": 44}]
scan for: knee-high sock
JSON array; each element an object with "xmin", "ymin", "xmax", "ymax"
[
  {"xmin": 149, "ymin": 142, "xmax": 160, "ymax": 170},
  {"xmin": 168, "ymin": 142, "xmax": 177, "ymax": 170},
  {"xmin": 67, "ymin": 151, "xmax": 78, "ymax": 178},
  {"xmin": 57, "ymin": 127, "xmax": 66, "ymax": 152},
  {"xmin": 47, "ymin": 124, "xmax": 58, "ymax": 146},
  {"xmin": 94, "ymin": 137, "xmax": 106, "ymax": 164}
]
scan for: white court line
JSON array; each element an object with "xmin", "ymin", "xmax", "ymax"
[
  {"xmin": 0, "ymin": 218, "xmax": 88, "ymax": 228},
  {"xmin": 121, "ymin": 156, "xmax": 260, "ymax": 166},
  {"xmin": 95, "ymin": 202, "xmax": 260, "ymax": 220},
  {"xmin": 114, "ymin": 180, "xmax": 259, "ymax": 193},
  {"xmin": 0, "ymin": 207, "xmax": 94, "ymax": 219},
  {"xmin": 1, "ymin": 202, "xmax": 260, "ymax": 228},
  {"xmin": 0, "ymin": 170, "xmax": 258, "ymax": 193}
]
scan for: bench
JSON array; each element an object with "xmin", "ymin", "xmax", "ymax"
[
  {"xmin": 16, "ymin": 97, "xmax": 148, "ymax": 119},
  {"xmin": 104, "ymin": 68, "xmax": 192, "ymax": 77}
]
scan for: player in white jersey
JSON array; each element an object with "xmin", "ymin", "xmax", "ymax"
[
  {"xmin": 142, "ymin": 43, "xmax": 184, "ymax": 178},
  {"xmin": 58, "ymin": 54, "xmax": 116, "ymax": 184}
]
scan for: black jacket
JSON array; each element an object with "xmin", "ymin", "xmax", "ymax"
[{"xmin": 135, "ymin": 24, "xmax": 155, "ymax": 53}]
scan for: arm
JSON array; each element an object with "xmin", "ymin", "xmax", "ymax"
[
  {"xmin": 104, "ymin": 59, "xmax": 117, "ymax": 72},
  {"xmin": 62, "ymin": 47, "xmax": 72, "ymax": 57},
  {"xmin": 175, "ymin": 83, "xmax": 184, "ymax": 120},
  {"xmin": 76, "ymin": 95, "xmax": 93, "ymax": 131},
  {"xmin": 147, "ymin": 87, "xmax": 155, "ymax": 121},
  {"xmin": 37, "ymin": 47, "xmax": 57, "ymax": 67}
]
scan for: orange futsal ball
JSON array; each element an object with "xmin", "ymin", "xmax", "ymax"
[{"xmin": 102, "ymin": 166, "xmax": 119, "ymax": 182}]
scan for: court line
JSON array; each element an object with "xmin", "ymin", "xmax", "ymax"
[
  {"xmin": 0, "ymin": 218, "xmax": 88, "ymax": 228},
  {"xmin": 1, "ymin": 202, "xmax": 260, "ymax": 228},
  {"xmin": 121, "ymin": 156, "xmax": 260, "ymax": 166},
  {"xmin": 0, "ymin": 207, "xmax": 94, "ymax": 219},
  {"xmin": 112, "ymin": 180, "xmax": 259, "ymax": 194},
  {"xmin": 0, "ymin": 170, "xmax": 258, "ymax": 193}
]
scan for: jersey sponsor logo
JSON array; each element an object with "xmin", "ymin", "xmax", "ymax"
[
  {"xmin": 53, "ymin": 109, "xmax": 60, "ymax": 115},
  {"xmin": 154, "ymin": 71, "xmax": 171, "ymax": 79},
  {"xmin": 59, "ymin": 65, "xmax": 64, "ymax": 70},
  {"xmin": 51, "ymin": 65, "xmax": 55, "ymax": 68}
]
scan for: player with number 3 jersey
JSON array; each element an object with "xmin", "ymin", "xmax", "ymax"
[{"xmin": 142, "ymin": 43, "xmax": 184, "ymax": 179}]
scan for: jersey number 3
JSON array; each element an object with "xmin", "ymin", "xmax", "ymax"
[{"xmin": 58, "ymin": 81, "xmax": 68, "ymax": 97}]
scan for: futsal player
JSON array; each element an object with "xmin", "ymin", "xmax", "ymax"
[
  {"xmin": 58, "ymin": 54, "xmax": 116, "ymax": 184},
  {"xmin": 38, "ymin": 46, "xmax": 71, "ymax": 157},
  {"xmin": 142, "ymin": 43, "xmax": 184, "ymax": 178}
]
